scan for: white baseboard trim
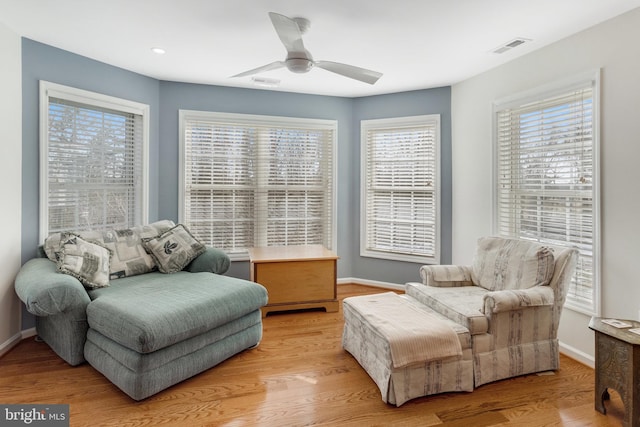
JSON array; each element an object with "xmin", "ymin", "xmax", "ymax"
[
  {"xmin": 22, "ymin": 327, "xmax": 37, "ymax": 339},
  {"xmin": 559, "ymin": 341, "xmax": 594, "ymax": 368},
  {"xmin": 0, "ymin": 332, "xmax": 23, "ymax": 358},
  {"xmin": 337, "ymin": 277, "xmax": 405, "ymax": 291},
  {"xmin": 0, "ymin": 328, "xmax": 36, "ymax": 359}
]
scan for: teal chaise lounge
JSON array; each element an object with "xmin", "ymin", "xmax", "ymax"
[{"xmin": 15, "ymin": 220, "xmax": 268, "ymax": 400}]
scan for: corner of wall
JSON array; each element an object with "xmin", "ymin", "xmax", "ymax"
[{"xmin": 0, "ymin": 23, "xmax": 23, "ymax": 354}]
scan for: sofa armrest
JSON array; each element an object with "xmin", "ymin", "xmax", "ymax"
[
  {"xmin": 482, "ymin": 286, "xmax": 555, "ymax": 314},
  {"xmin": 420, "ymin": 265, "xmax": 473, "ymax": 287},
  {"xmin": 15, "ymin": 258, "xmax": 91, "ymax": 317},
  {"xmin": 184, "ymin": 246, "xmax": 231, "ymax": 275}
]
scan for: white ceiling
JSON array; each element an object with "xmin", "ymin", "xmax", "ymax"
[{"xmin": 2, "ymin": 0, "xmax": 640, "ymax": 97}]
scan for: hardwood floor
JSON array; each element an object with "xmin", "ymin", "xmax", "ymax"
[{"xmin": 0, "ymin": 284, "xmax": 625, "ymax": 426}]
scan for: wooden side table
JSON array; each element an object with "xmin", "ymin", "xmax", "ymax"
[
  {"xmin": 589, "ymin": 317, "xmax": 640, "ymax": 427},
  {"xmin": 247, "ymin": 245, "xmax": 339, "ymax": 317}
]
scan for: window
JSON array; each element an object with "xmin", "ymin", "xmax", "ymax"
[
  {"xmin": 361, "ymin": 115, "xmax": 441, "ymax": 264},
  {"xmin": 39, "ymin": 81, "xmax": 149, "ymax": 242},
  {"xmin": 179, "ymin": 110, "xmax": 336, "ymax": 260},
  {"xmin": 494, "ymin": 71, "xmax": 600, "ymax": 315}
]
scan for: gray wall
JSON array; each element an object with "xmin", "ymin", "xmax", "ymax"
[
  {"xmin": 0, "ymin": 22, "xmax": 23, "ymax": 352},
  {"xmin": 19, "ymin": 38, "xmax": 452, "ymax": 329}
]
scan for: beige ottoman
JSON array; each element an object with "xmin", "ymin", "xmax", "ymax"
[{"xmin": 342, "ymin": 292, "xmax": 473, "ymax": 406}]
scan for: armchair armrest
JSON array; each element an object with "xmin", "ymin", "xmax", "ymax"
[
  {"xmin": 420, "ymin": 265, "xmax": 473, "ymax": 287},
  {"xmin": 15, "ymin": 258, "xmax": 91, "ymax": 317},
  {"xmin": 184, "ymin": 247, "xmax": 231, "ymax": 275},
  {"xmin": 482, "ymin": 286, "xmax": 555, "ymax": 314}
]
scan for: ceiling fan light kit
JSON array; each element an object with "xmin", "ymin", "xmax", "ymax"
[{"xmin": 232, "ymin": 12, "xmax": 382, "ymax": 85}]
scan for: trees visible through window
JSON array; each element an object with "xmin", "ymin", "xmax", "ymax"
[{"xmin": 39, "ymin": 81, "xmax": 149, "ymax": 241}]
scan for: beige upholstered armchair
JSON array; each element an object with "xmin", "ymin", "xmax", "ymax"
[{"xmin": 405, "ymin": 236, "xmax": 578, "ymax": 387}]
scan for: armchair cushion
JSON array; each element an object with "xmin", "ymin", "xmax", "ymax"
[
  {"xmin": 471, "ymin": 237, "xmax": 555, "ymax": 291},
  {"xmin": 482, "ymin": 286, "xmax": 555, "ymax": 314},
  {"xmin": 405, "ymin": 282, "xmax": 489, "ymax": 335}
]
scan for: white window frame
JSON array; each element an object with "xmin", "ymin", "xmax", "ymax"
[
  {"xmin": 492, "ymin": 70, "xmax": 601, "ymax": 316},
  {"xmin": 360, "ymin": 114, "xmax": 441, "ymax": 264},
  {"xmin": 39, "ymin": 81, "xmax": 150, "ymax": 242},
  {"xmin": 179, "ymin": 110, "xmax": 337, "ymax": 261}
]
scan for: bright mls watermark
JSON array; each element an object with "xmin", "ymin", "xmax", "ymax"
[{"xmin": 1, "ymin": 405, "xmax": 69, "ymax": 426}]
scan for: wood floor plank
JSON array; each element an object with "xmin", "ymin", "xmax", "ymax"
[{"xmin": 0, "ymin": 284, "xmax": 624, "ymax": 426}]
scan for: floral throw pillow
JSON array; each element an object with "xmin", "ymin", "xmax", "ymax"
[
  {"xmin": 57, "ymin": 234, "xmax": 111, "ymax": 289},
  {"xmin": 142, "ymin": 224, "xmax": 206, "ymax": 274}
]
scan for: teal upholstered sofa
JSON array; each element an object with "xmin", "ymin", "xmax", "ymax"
[{"xmin": 15, "ymin": 221, "xmax": 268, "ymax": 400}]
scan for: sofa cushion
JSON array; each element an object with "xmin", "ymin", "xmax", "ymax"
[
  {"xmin": 44, "ymin": 220, "xmax": 175, "ymax": 280},
  {"xmin": 471, "ymin": 237, "xmax": 555, "ymax": 291},
  {"xmin": 141, "ymin": 224, "xmax": 206, "ymax": 274},
  {"xmin": 86, "ymin": 271, "xmax": 268, "ymax": 353},
  {"xmin": 57, "ymin": 234, "xmax": 111, "ymax": 289}
]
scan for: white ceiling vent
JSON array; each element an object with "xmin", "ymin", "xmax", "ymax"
[
  {"xmin": 493, "ymin": 38, "xmax": 531, "ymax": 54},
  {"xmin": 251, "ymin": 76, "xmax": 280, "ymax": 88}
]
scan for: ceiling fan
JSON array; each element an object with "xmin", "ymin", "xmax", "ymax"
[{"xmin": 232, "ymin": 12, "xmax": 383, "ymax": 85}]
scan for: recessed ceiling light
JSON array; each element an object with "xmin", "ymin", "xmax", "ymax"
[{"xmin": 151, "ymin": 47, "xmax": 166, "ymax": 55}]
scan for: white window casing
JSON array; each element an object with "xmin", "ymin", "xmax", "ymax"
[
  {"xmin": 493, "ymin": 70, "xmax": 601, "ymax": 316},
  {"xmin": 361, "ymin": 115, "xmax": 441, "ymax": 264},
  {"xmin": 39, "ymin": 81, "xmax": 149, "ymax": 242}
]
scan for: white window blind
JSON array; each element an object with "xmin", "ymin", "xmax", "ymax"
[
  {"xmin": 180, "ymin": 111, "xmax": 336, "ymax": 259},
  {"xmin": 40, "ymin": 81, "xmax": 149, "ymax": 241},
  {"xmin": 361, "ymin": 115, "xmax": 440, "ymax": 264},
  {"xmin": 494, "ymin": 73, "xmax": 599, "ymax": 315}
]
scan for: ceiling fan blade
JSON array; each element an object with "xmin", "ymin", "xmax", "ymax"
[
  {"xmin": 231, "ymin": 61, "xmax": 285, "ymax": 78},
  {"xmin": 315, "ymin": 61, "xmax": 382, "ymax": 85},
  {"xmin": 269, "ymin": 12, "xmax": 306, "ymax": 53}
]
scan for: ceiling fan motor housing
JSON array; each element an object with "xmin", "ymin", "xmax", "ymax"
[{"xmin": 286, "ymin": 58, "xmax": 314, "ymax": 73}]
